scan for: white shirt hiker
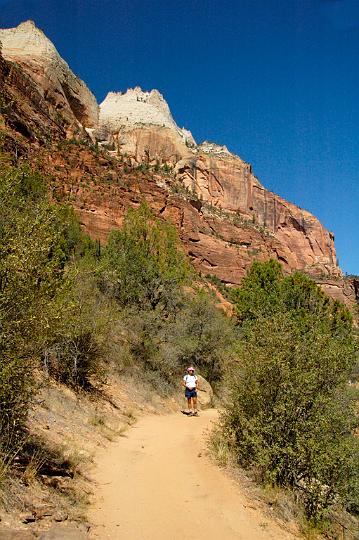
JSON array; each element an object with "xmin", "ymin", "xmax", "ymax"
[{"xmin": 183, "ymin": 374, "xmax": 197, "ymax": 389}]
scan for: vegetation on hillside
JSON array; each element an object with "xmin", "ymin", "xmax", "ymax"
[
  {"xmin": 0, "ymin": 158, "xmax": 234, "ymax": 455},
  {"xmin": 0, "ymin": 164, "xmax": 82, "ymax": 444},
  {"xmin": 1, "ymin": 151, "xmax": 358, "ymax": 534},
  {"xmin": 215, "ymin": 260, "xmax": 359, "ymax": 526},
  {"xmin": 97, "ymin": 204, "xmax": 235, "ymax": 388}
]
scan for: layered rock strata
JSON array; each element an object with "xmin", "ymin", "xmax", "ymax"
[
  {"xmin": 96, "ymin": 95, "xmax": 340, "ymax": 278},
  {"xmin": 0, "ymin": 20, "xmax": 98, "ymax": 136},
  {"xmin": 1, "ymin": 20, "xmax": 351, "ymax": 306}
]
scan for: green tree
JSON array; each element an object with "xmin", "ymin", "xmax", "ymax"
[
  {"xmin": 167, "ymin": 290, "xmax": 236, "ymax": 382},
  {"xmin": 229, "ymin": 259, "xmax": 283, "ymax": 321},
  {"xmin": 100, "ymin": 204, "xmax": 191, "ymax": 310},
  {"xmin": 0, "ymin": 163, "xmax": 97, "ymax": 445},
  {"xmin": 0, "ymin": 165, "xmax": 73, "ymax": 444},
  {"xmin": 221, "ymin": 260, "xmax": 359, "ymax": 520}
]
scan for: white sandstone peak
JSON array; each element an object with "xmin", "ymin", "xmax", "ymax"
[
  {"xmin": 18, "ymin": 20, "xmax": 36, "ymax": 28},
  {"xmin": 99, "ymin": 87, "xmax": 196, "ymax": 146},
  {"xmin": 100, "ymin": 87, "xmax": 177, "ymax": 130},
  {"xmin": 0, "ymin": 20, "xmax": 58, "ymax": 60},
  {"xmin": 0, "ymin": 20, "xmax": 99, "ymax": 128}
]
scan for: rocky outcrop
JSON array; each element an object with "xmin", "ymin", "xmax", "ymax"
[
  {"xmin": 100, "ymin": 88, "xmax": 176, "ymax": 130},
  {"xmin": 175, "ymin": 152, "xmax": 340, "ymax": 278},
  {"xmin": 0, "ymin": 45, "xmax": 67, "ymax": 141},
  {"xmin": 0, "ymin": 21, "xmax": 98, "ymax": 136},
  {"xmin": 1, "ymin": 20, "xmax": 353, "ymax": 308},
  {"xmin": 95, "ymin": 91, "xmax": 340, "ymax": 279},
  {"xmin": 319, "ymin": 276, "xmax": 359, "ymax": 311},
  {"xmin": 98, "ymin": 87, "xmax": 195, "ymax": 147}
]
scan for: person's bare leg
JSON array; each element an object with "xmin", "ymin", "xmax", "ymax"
[
  {"xmin": 187, "ymin": 397, "xmax": 192, "ymax": 413},
  {"xmin": 193, "ymin": 396, "xmax": 198, "ymax": 415}
]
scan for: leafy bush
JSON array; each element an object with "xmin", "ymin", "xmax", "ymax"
[
  {"xmin": 114, "ymin": 306, "xmax": 180, "ymax": 394},
  {"xmin": 0, "ymin": 164, "xmax": 76, "ymax": 446},
  {"xmin": 0, "ymin": 162, "xmax": 104, "ymax": 446},
  {"xmin": 42, "ymin": 272, "xmax": 112, "ymax": 390},
  {"xmin": 100, "ymin": 203, "xmax": 191, "ymax": 310},
  {"xmin": 165, "ymin": 290, "xmax": 236, "ymax": 382},
  {"xmin": 220, "ymin": 260, "xmax": 359, "ymax": 521}
]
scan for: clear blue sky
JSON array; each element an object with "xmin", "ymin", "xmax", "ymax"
[{"xmin": 1, "ymin": 0, "xmax": 358, "ymax": 274}]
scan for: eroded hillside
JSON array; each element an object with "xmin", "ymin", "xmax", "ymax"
[{"xmin": 0, "ymin": 20, "xmax": 357, "ymax": 312}]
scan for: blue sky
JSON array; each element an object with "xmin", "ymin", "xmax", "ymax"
[{"xmin": 1, "ymin": 0, "xmax": 358, "ymax": 274}]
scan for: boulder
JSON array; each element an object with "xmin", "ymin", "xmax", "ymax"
[
  {"xmin": 0, "ymin": 530, "xmax": 35, "ymax": 540},
  {"xmin": 38, "ymin": 524, "xmax": 88, "ymax": 539},
  {"xmin": 196, "ymin": 375, "xmax": 214, "ymax": 409}
]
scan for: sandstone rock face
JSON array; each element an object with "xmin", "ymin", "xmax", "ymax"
[
  {"xmin": 98, "ymin": 87, "xmax": 195, "ymax": 147},
  {"xmin": 319, "ymin": 277, "xmax": 359, "ymax": 311},
  {"xmin": 105, "ymin": 125, "xmax": 193, "ymax": 165},
  {"xmin": 176, "ymin": 152, "xmax": 340, "ymax": 278},
  {"xmin": 0, "ymin": 21, "xmax": 98, "ymax": 133},
  {"xmin": 0, "ymin": 46, "xmax": 66, "ymax": 141},
  {"xmin": 1, "ymin": 20, "xmax": 351, "ymax": 308},
  {"xmin": 95, "ymin": 81, "xmax": 340, "ymax": 279}
]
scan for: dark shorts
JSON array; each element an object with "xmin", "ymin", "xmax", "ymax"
[{"xmin": 185, "ymin": 387, "xmax": 197, "ymax": 399}]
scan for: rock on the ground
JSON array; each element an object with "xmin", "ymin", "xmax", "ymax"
[
  {"xmin": 38, "ymin": 523, "xmax": 88, "ymax": 539},
  {"xmin": 0, "ymin": 530, "xmax": 36, "ymax": 539},
  {"xmin": 196, "ymin": 375, "xmax": 213, "ymax": 409}
]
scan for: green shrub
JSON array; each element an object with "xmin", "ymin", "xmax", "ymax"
[
  {"xmin": 39, "ymin": 264, "xmax": 113, "ymax": 391},
  {"xmin": 0, "ymin": 164, "xmax": 73, "ymax": 446},
  {"xmin": 166, "ymin": 290, "xmax": 236, "ymax": 382},
  {"xmin": 45, "ymin": 331, "xmax": 103, "ymax": 390},
  {"xmin": 116, "ymin": 306, "xmax": 179, "ymax": 392},
  {"xmin": 100, "ymin": 204, "xmax": 191, "ymax": 310},
  {"xmin": 220, "ymin": 260, "xmax": 359, "ymax": 521},
  {"xmin": 0, "ymin": 162, "xmax": 104, "ymax": 445}
]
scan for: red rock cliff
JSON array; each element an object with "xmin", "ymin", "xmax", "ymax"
[{"xmin": 1, "ymin": 21, "xmax": 350, "ymax": 306}]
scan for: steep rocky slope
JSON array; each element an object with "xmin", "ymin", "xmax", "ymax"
[
  {"xmin": 0, "ymin": 20, "xmax": 98, "ymax": 137},
  {"xmin": 94, "ymin": 86, "xmax": 340, "ymax": 281},
  {"xmin": 1, "ymin": 20, "xmax": 357, "ymax": 311}
]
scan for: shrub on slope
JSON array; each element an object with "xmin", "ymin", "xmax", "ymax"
[{"xmin": 220, "ymin": 261, "xmax": 359, "ymax": 521}]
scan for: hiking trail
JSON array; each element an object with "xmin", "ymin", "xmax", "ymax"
[{"xmin": 88, "ymin": 409, "xmax": 298, "ymax": 539}]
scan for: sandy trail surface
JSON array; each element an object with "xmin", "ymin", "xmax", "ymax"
[{"xmin": 88, "ymin": 409, "xmax": 297, "ymax": 540}]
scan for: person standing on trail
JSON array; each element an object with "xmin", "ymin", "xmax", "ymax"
[{"xmin": 182, "ymin": 366, "xmax": 199, "ymax": 416}]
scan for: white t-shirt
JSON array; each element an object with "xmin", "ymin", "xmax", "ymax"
[{"xmin": 183, "ymin": 374, "xmax": 197, "ymax": 389}]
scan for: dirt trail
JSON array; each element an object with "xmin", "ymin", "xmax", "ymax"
[{"xmin": 88, "ymin": 409, "xmax": 297, "ymax": 540}]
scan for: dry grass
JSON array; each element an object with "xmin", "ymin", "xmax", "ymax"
[
  {"xmin": 208, "ymin": 428, "xmax": 232, "ymax": 467},
  {"xmin": 23, "ymin": 448, "xmax": 46, "ymax": 486}
]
